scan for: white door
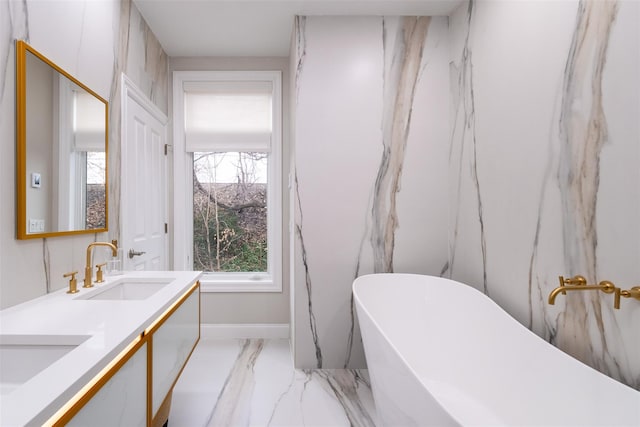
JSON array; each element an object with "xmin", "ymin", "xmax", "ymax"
[{"xmin": 121, "ymin": 76, "xmax": 168, "ymax": 271}]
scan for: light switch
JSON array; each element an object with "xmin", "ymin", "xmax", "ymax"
[{"xmin": 28, "ymin": 219, "xmax": 45, "ymax": 233}]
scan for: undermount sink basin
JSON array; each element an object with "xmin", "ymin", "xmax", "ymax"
[
  {"xmin": 0, "ymin": 334, "xmax": 90, "ymax": 395},
  {"xmin": 75, "ymin": 277, "xmax": 174, "ymax": 301}
]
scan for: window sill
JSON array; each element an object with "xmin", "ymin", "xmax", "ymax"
[{"xmin": 199, "ymin": 275, "xmax": 280, "ymax": 293}]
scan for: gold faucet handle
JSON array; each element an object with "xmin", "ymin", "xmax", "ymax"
[
  {"xmin": 620, "ymin": 286, "xmax": 640, "ymax": 300},
  {"xmin": 597, "ymin": 280, "xmax": 617, "ymax": 294},
  {"xmin": 557, "ymin": 275, "xmax": 587, "ymax": 296},
  {"xmin": 64, "ymin": 271, "xmax": 79, "ymax": 294},
  {"xmin": 95, "ymin": 263, "xmax": 107, "ymax": 283},
  {"xmin": 561, "ymin": 275, "xmax": 587, "ymax": 286}
]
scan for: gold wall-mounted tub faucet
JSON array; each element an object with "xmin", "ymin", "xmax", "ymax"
[
  {"xmin": 84, "ymin": 242, "xmax": 117, "ymax": 288},
  {"xmin": 548, "ymin": 275, "xmax": 616, "ymax": 305}
]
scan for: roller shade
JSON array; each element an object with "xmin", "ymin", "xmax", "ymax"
[
  {"xmin": 184, "ymin": 81, "xmax": 273, "ymax": 152},
  {"xmin": 73, "ymin": 91, "xmax": 105, "ymax": 152}
]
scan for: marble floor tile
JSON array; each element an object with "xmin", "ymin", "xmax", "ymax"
[{"xmin": 170, "ymin": 339, "xmax": 378, "ymax": 427}]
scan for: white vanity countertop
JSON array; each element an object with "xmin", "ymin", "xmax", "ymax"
[{"xmin": 0, "ymin": 270, "xmax": 202, "ymax": 427}]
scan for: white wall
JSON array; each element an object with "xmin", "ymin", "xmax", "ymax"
[
  {"xmin": 0, "ymin": 0, "xmax": 168, "ymax": 308},
  {"xmin": 448, "ymin": 0, "xmax": 639, "ymax": 390},
  {"xmin": 292, "ymin": 16, "xmax": 450, "ymax": 368}
]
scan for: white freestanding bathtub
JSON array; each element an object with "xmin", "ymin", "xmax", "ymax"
[{"xmin": 353, "ymin": 274, "xmax": 640, "ymax": 426}]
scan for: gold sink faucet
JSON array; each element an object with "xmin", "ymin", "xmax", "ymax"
[
  {"xmin": 548, "ymin": 275, "xmax": 616, "ymax": 305},
  {"xmin": 84, "ymin": 242, "xmax": 117, "ymax": 288}
]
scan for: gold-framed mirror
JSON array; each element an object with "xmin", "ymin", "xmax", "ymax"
[{"xmin": 16, "ymin": 40, "xmax": 108, "ymax": 239}]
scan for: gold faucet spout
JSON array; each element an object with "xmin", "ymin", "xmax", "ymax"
[
  {"xmin": 548, "ymin": 280, "xmax": 616, "ymax": 305},
  {"xmin": 84, "ymin": 242, "xmax": 118, "ymax": 288}
]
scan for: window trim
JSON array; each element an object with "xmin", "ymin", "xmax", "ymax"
[{"xmin": 173, "ymin": 70, "xmax": 282, "ymax": 292}]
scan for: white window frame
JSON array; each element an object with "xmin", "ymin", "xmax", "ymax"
[{"xmin": 173, "ymin": 70, "xmax": 282, "ymax": 292}]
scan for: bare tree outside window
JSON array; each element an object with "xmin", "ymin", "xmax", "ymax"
[
  {"xmin": 193, "ymin": 152, "xmax": 267, "ymax": 272},
  {"xmin": 86, "ymin": 151, "xmax": 106, "ymax": 229}
]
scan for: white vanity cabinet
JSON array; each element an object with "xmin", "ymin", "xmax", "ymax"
[
  {"xmin": 66, "ymin": 341, "xmax": 148, "ymax": 427},
  {"xmin": 149, "ymin": 282, "xmax": 200, "ymax": 424},
  {"xmin": 53, "ymin": 281, "xmax": 200, "ymax": 427}
]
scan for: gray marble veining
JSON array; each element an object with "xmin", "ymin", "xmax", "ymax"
[
  {"xmin": 1, "ymin": 0, "xmax": 29, "ymax": 106},
  {"xmin": 345, "ymin": 16, "xmax": 435, "ymax": 369},
  {"xmin": 556, "ymin": 0, "xmax": 614, "ymax": 362},
  {"xmin": 293, "ymin": 15, "xmax": 323, "ymax": 370},
  {"xmin": 294, "ymin": 171, "xmax": 323, "ymax": 369},
  {"xmin": 106, "ymin": 0, "xmax": 131, "ymax": 245},
  {"xmin": 294, "ymin": 15, "xmax": 448, "ymax": 370},
  {"xmin": 311, "ymin": 370, "xmax": 376, "ymax": 427},
  {"xmin": 172, "ymin": 338, "xmax": 377, "ymax": 427},
  {"xmin": 43, "ymin": 238, "xmax": 50, "ymax": 293},
  {"xmin": 448, "ymin": 0, "xmax": 489, "ymax": 294},
  {"xmin": 447, "ymin": 0, "xmax": 638, "ymax": 391},
  {"xmin": 371, "ymin": 16, "xmax": 431, "ymax": 274},
  {"xmin": 206, "ymin": 339, "xmax": 265, "ymax": 426},
  {"xmin": 534, "ymin": 0, "xmax": 630, "ymax": 383},
  {"xmin": 294, "ymin": 16, "xmax": 306, "ymax": 104}
]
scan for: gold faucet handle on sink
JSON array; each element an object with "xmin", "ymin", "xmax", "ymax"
[
  {"xmin": 95, "ymin": 263, "xmax": 107, "ymax": 283},
  {"xmin": 64, "ymin": 271, "xmax": 79, "ymax": 294}
]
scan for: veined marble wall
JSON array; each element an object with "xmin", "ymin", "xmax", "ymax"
[
  {"xmin": 0, "ymin": 0, "xmax": 167, "ymax": 308},
  {"xmin": 293, "ymin": 2, "xmax": 639, "ymax": 392},
  {"xmin": 448, "ymin": 0, "xmax": 639, "ymax": 390},
  {"xmin": 292, "ymin": 16, "xmax": 450, "ymax": 368}
]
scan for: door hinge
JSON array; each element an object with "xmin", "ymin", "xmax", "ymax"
[
  {"xmin": 165, "ymin": 223, "xmax": 168, "ymax": 234},
  {"xmin": 164, "ymin": 144, "xmax": 168, "ymax": 155}
]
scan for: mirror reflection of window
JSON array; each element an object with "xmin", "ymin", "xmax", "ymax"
[
  {"xmin": 72, "ymin": 90, "xmax": 106, "ymax": 230},
  {"xmin": 85, "ymin": 151, "xmax": 106, "ymax": 229}
]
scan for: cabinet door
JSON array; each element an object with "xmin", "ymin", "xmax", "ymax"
[
  {"xmin": 152, "ymin": 288, "xmax": 199, "ymax": 416},
  {"xmin": 67, "ymin": 342, "xmax": 147, "ymax": 427}
]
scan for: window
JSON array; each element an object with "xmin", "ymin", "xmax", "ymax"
[{"xmin": 173, "ymin": 71, "xmax": 282, "ymax": 292}]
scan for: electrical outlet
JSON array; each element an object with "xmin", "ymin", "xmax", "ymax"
[{"xmin": 37, "ymin": 219, "xmax": 45, "ymax": 232}]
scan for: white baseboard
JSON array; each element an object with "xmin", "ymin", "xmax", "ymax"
[{"xmin": 200, "ymin": 323, "xmax": 290, "ymax": 339}]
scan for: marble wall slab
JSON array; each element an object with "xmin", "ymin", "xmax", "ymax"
[
  {"xmin": 448, "ymin": 0, "xmax": 639, "ymax": 390},
  {"xmin": 292, "ymin": 16, "xmax": 450, "ymax": 369},
  {"xmin": 293, "ymin": 2, "xmax": 639, "ymax": 394},
  {"xmin": 0, "ymin": 0, "xmax": 168, "ymax": 309}
]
